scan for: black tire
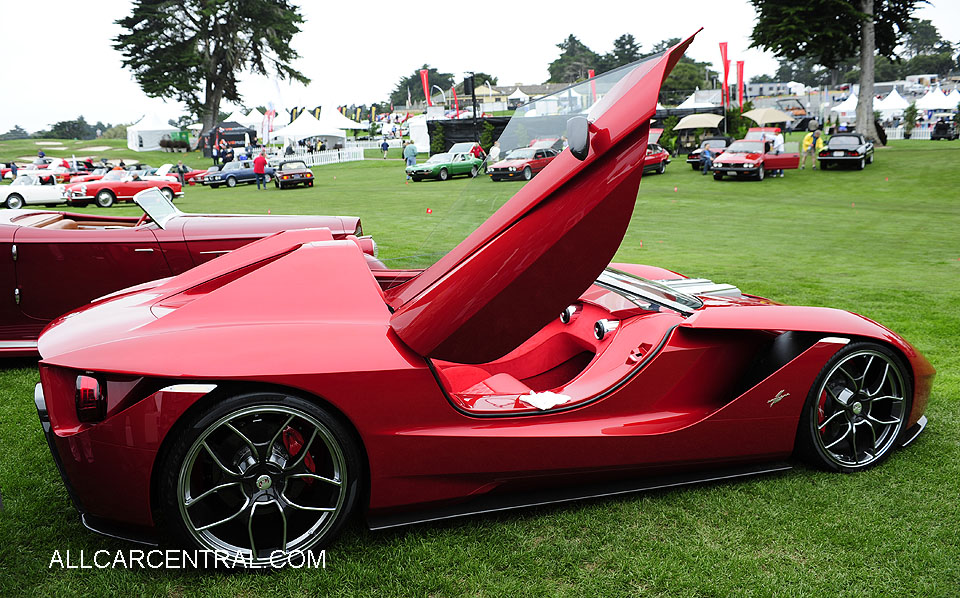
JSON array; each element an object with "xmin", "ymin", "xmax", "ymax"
[
  {"xmin": 5, "ymin": 193, "xmax": 24, "ymax": 209},
  {"xmin": 691, "ymin": 163, "xmax": 699, "ymax": 170},
  {"xmin": 438, "ymin": 168, "xmax": 449, "ymax": 181},
  {"xmin": 795, "ymin": 341, "xmax": 912, "ymax": 473},
  {"xmin": 95, "ymin": 190, "xmax": 115, "ymax": 208},
  {"xmin": 160, "ymin": 187, "xmax": 174, "ymax": 201},
  {"xmin": 411, "ymin": 176, "xmax": 422, "ymax": 182},
  {"xmin": 657, "ymin": 161, "xmax": 666, "ymax": 175},
  {"xmin": 210, "ymin": 184, "xmax": 220, "ymax": 189},
  {"xmin": 858, "ymin": 157, "xmax": 865, "ymax": 170},
  {"xmin": 866, "ymin": 153, "xmax": 873, "ymax": 164},
  {"xmin": 713, "ymin": 172, "xmax": 723, "ymax": 180},
  {"xmin": 522, "ymin": 166, "xmax": 533, "ymax": 181},
  {"xmin": 226, "ymin": 177, "xmax": 237, "ymax": 188},
  {"xmin": 157, "ymin": 391, "xmax": 361, "ymax": 566},
  {"xmin": 491, "ymin": 176, "xmax": 501, "ymax": 182},
  {"xmin": 307, "ymin": 181, "xmax": 313, "ymax": 187},
  {"xmin": 756, "ymin": 165, "xmax": 765, "ymax": 181},
  {"xmin": 470, "ymin": 166, "xmax": 478, "ymax": 178}
]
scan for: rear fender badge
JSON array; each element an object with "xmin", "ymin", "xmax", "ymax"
[{"xmin": 768, "ymin": 390, "xmax": 789, "ymax": 407}]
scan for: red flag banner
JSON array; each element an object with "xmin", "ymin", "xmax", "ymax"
[
  {"xmin": 736, "ymin": 60, "xmax": 745, "ymax": 112},
  {"xmin": 719, "ymin": 42, "xmax": 729, "ymax": 109},
  {"xmin": 419, "ymin": 69, "xmax": 432, "ymax": 107},
  {"xmin": 452, "ymin": 86, "xmax": 460, "ymax": 118},
  {"xmin": 588, "ymin": 69, "xmax": 596, "ymax": 102}
]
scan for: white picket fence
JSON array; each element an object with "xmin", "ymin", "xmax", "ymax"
[
  {"xmin": 883, "ymin": 127, "xmax": 931, "ymax": 140},
  {"xmin": 279, "ymin": 146, "xmax": 365, "ymax": 166},
  {"xmin": 344, "ymin": 139, "xmax": 404, "ymax": 150}
]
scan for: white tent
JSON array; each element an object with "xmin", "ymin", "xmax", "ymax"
[
  {"xmin": 945, "ymin": 89, "xmax": 960, "ymax": 108},
  {"xmin": 317, "ymin": 108, "xmax": 367, "ymax": 131},
  {"xmin": 406, "ymin": 114, "xmax": 429, "ymax": 153},
  {"xmin": 876, "ymin": 89, "xmax": 909, "ymax": 119},
  {"xmin": 508, "ymin": 87, "xmax": 530, "ymax": 104},
  {"xmin": 676, "ymin": 92, "xmax": 715, "ymax": 109},
  {"xmin": 830, "ymin": 94, "xmax": 858, "ymax": 121},
  {"xmin": 127, "ymin": 115, "xmax": 178, "ymax": 152},
  {"xmin": 268, "ymin": 112, "xmax": 344, "ymax": 143},
  {"xmin": 915, "ymin": 89, "xmax": 954, "ymax": 111}
]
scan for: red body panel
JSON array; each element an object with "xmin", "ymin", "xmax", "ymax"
[{"xmin": 64, "ymin": 178, "xmax": 183, "ymax": 204}]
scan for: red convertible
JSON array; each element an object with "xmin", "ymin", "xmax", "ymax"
[
  {"xmin": 0, "ymin": 189, "xmax": 372, "ymax": 355},
  {"xmin": 710, "ymin": 139, "xmax": 799, "ymax": 180},
  {"xmin": 64, "ymin": 170, "xmax": 183, "ymax": 207},
  {"xmin": 33, "ymin": 36, "xmax": 931, "ymax": 566}
]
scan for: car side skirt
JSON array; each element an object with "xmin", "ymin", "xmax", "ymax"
[{"xmin": 367, "ymin": 461, "xmax": 792, "ymax": 531}]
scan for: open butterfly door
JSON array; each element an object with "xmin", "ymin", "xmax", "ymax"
[{"xmin": 387, "ymin": 33, "xmax": 699, "ymax": 364}]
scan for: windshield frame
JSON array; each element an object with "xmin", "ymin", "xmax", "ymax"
[
  {"xmin": 133, "ymin": 187, "xmax": 183, "ymax": 230},
  {"xmin": 725, "ymin": 140, "xmax": 764, "ymax": 154}
]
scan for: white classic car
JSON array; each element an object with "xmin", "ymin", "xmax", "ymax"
[{"xmin": 2, "ymin": 174, "xmax": 67, "ymax": 209}]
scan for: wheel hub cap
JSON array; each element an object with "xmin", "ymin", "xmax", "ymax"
[{"xmin": 255, "ymin": 474, "xmax": 272, "ymax": 490}]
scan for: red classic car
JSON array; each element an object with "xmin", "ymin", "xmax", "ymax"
[
  {"xmin": 642, "ymin": 142, "xmax": 670, "ymax": 174},
  {"xmin": 64, "ymin": 170, "xmax": 183, "ymax": 207},
  {"xmin": 69, "ymin": 167, "xmax": 112, "ymax": 183},
  {"xmin": 488, "ymin": 146, "xmax": 559, "ymax": 181},
  {"xmin": 0, "ymin": 189, "xmax": 372, "ymax": 356},
  {"xmin": 710, "ymin": 139, "xmax": 799, "ymax": 180},
  {"xmin": 33, "ymin": 35, "xmax": 931, "ymax": 567}
]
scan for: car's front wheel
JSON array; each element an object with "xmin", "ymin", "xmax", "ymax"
[
  {"xmin": 158, "ymin": 392, "xmax": 361, "ymax": 567},
  {"xmin": 438, "ymin": 168, "xmax": 449, "ymax": 181},
  {"xmin": 95, "ymin": 190, "xmax": 115, "ymax": 208},
  {"xmin": 5, "ymin": 193, "xmax": 24, "ymax": 209},
  {"xmin": 756, "ymin": 165, "xmax": 765, "ymax": 181},
  {"xmin": 226, "ymin": 177, "xmax": 237, "ymax": 188},
  {"xmin": 160, "ymin": 187, "xmax": 174, "ymax": 201},
  {"xmin": 522, "ymin": 166, "xmax": 533, "ymax": 181},
  {"xmin": 796, "ymin": 342, "xmax": 912, "ymax": 473},
  {"xmin": 713, "ymin": 172, "xmax": 723, "ymax": 180}
]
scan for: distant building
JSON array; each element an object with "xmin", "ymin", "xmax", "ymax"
[{"xmin": 746, "ymin": 81, "xmax": 806, "ymax": 97}]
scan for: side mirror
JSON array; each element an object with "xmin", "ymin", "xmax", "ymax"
[{"xmin": 566, "ymin": 116, "xmax": 590, "ymax": 161}]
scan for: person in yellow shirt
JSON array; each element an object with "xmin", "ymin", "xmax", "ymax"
[{"xmin": 801, "ymin": 129, "xmax": 824, "ymax": 169}]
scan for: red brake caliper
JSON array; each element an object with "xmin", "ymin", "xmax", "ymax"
[{"xmin": 282, "ymin": 426, "xmax": 316, "ymax": 484}]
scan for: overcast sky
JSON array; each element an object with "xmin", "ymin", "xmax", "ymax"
[{"xmin": 2, "ymin": 0, "xmax": 957, "ymax": 133}]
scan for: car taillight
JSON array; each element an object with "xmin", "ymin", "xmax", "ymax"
[
  {"xmin": 75, "ymin": 375, "xmax": 105, "ymax": 422},
  {"xmin": 847, "ymin": 151, "xmax": 858, "ymax": 156}
]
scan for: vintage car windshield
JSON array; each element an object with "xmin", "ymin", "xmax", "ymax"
[
  {"xmin": 377, "ymin": 51, "xmax": 662, "ymax": 271},
  {"xmin": 596, "ymin": 268, "xmax": 702, "ymax": 314},
  {"xmin": 12, "ymin": 175, "xmax": 37, "ymax": 186},
  {"xmin": 725, "ymin": 141, "xmax": 764, "ymax": 153},
  {"xmin": 133, "ymin": 188, "xmax": 182, "ymax": 229},
  {"xmin": 702, "ymin": 138, "xmax": 729, "ymax": 149},
  {"xmin": 505, "ymin": 148, "xmax": 536, "ymax": 160},
  {"xmin": 281, "ymin": 161, "xmax": 307, "ymax": 170},
  {"xmin": 102, "ymin": 171, "xmax": 125, "ymax": 181},
  {"xmin": 828, "ymin": 136, "xmax": 861, "ymax": 148}
]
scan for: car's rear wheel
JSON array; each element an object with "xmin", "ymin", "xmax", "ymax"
[
  {"xmin": 226, "ymin": 177, "xmax": 237, "ymax": 188},
  {"xmin": 858, "ymin": 157, "xmax": 865, "ymax": 170},
  {"xmin": 160, "ymin": 187, "xmax": 174, "ymax": 201},
  {"xmin": 158, "ymin": 392, "xmax": 360, "ymax": 567},
  {"xmin": 470, "ymin": 166, "xmax": 478, "ymax": 178},
  {"xmin": 522, "ymin": 166, "xmax": 533, "ymax": 181},
  {"xmin": 691, "ymin": 164, "xmax": 699, "ymax": 170},
  {"xmin": 438, "ymin": 168, "xmax": 449, "ymax": 181},
  {"xmin": 796, "ymin": 342, "xmax": 912, "ymax": 473},
  {"xmin": 5, "ymin": 193, "xmax": 24, "ymax": 209},
  {"xmin": 657, "ymin": 161, "xmax": 666, "ymax": 175},
  {"xmin": 866, "ymin": 153, "xmax": 873, "ymax": 164},
  {"xmin": 307, "ymin": 181, "xmax": 313, "ymax": 187},
  {"xmin": 95, "ymin": 190, "xmax": 115, "ymax": 208}
]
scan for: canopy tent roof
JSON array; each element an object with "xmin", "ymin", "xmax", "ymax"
[
  {"xmin": 673, "ymin": 113, "xmax": 724, "ymax": 130},
  {"xmin": 223, "ymin": 110, "xmax": 264, "ymax": 128},
  {"xmin": 945, "ymin": 89, "xmax": 960, "ymax": 106},
  {"xmin": 915, "ymin": 89, "xmax": 955, "ymax": 111},
  {"xmin": 317, "ymin": 108, "xmax": 368, "ymax": 130},
  {"xmin": 742, "ymin": 107, "xmax": 794, "ymax": 125},
  {"xmin": 128, "ymin": 114, "xmax": 177, "ymax": 133},
  {"xmin": 830, "ymin": 94, "xmax": 858, "ymax": 113},
  {"xmin": 268, "ymin": 112, "xmax": 345, "ymax": 141},
  {"xmin": 676, "ymin": 92, "xmax": 715, "ymax": 109},
  {"xmin": 877, "ymin": 88, "xmax": 909, "ymax": 110},
  {"xmin": 127, "ymin": 114, "xmax": 177, "ymax": 152}
]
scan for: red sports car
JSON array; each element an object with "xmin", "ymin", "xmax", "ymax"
[
  {"xmin": 488, "ymin": 146, "xmax": 559, "ymax": 181},
  {"xmin": 64, "ymin": 170, "xmax": 183, "ymax": 207},
  {"xmin": 710, "ymin": 139, "xmax": 799, "ymax": 180},
  {"xmin": 34, "ymin": 36, "xmax": 932, "ymax": 567},
  {"xmin": 642, "ymin": 142, "xmax": 670, "ymax": 174},
  {"xmin": 1, "ymin": 189, "xmax": 373, "ymax": 355}
]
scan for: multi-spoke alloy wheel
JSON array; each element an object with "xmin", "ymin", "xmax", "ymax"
[
  {"xmin": 160, "ymin": 393, "xmax": 359, "ymax": 565},
  {"xmin": 798, "ymin": 342, "xmax": 911, "ymax": 472}
]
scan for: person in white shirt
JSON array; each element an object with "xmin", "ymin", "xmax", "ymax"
[
  {"xmin": 772, "ymin": 131, "xmax": 785, "ymax": 177},
  {"xmin": 488, "ymin": 140, "xmax": 501, "ymax": 164}
]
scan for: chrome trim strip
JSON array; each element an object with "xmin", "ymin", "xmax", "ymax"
[
  {"xmin": 818, "ymin": 337, "xmax": 851, "ymax": 345},
  {"xmin": 159, "ymin": 383, "xmax": 218, "ymax": 394},
  {"xmin": 134, "ymin": 248, "xmax": 154, "ymax": 252},
  {"xmin": 0, "ymin": 340, "xmax": 38, "ymax": 349},
  {"xmin": 900, "ymin": 415, "xmax": 927, "ymax": 447},
  {"xmin": 81, "ymin": 514, "xmax": 158, "ymax": 547},
  {"xmin": 198, "ymin": 250, "xmax": 232, "ymax": 255}
]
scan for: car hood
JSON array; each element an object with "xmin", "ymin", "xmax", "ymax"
[
  {"xmin": 384, "ymin": 33, "xmax": 699, "ymax": 364},
  {"xmin": 715, "ymin": 151, "xmax": 762, "ymax": 163},
  {"xmin": 490, "ymin": 159, "xmax": 534, "ymax": 169}
]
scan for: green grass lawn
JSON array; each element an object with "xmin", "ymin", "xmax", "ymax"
[{"xmin": 0, "ymin": 138, "xmax": 958, "ymax": 596}]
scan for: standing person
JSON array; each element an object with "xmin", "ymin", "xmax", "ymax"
[
  {"xmin": 253, "ymin": 151, "xmax": 268, "ymax": 190},
  {"xmin": 488, "ymin": 140, "xmax": 501, "ymax": 163},
  {"xmin": 403, "ymin": 141, "xmax": 417, "ymax": 181},
  {"xmin": 223, "ymin": 143, "xmax": 234, "ymax": 164},
  {"xmin": 801, "ymin": 130, "xmax": 823, "ymax": 170},
  {"xmin": 700, "ymin": 143, "xmax": 713, "ymax": 175},
  {"xmin": 318, "ymin": 140, "xmax": 327, "ymax": 152},
  {"xmin": 470, "ymin": 143, "xmax": 485, "ymax": 160},
  {"xmin": 175, "ymin": 160, "xmax": 188, "ymax": 185},
  {"xmin": 772, "ymin": 130, "xmax": 785, "ymax": 177},
  {"xmin": 380, "ymin": 138, "xmax": 390, "ymax": 159},
  {"xmin": 9, "ymin": 161, "xmax": 18, "ymax": 178},
  {"xmin": 37, "ymin": 149, "xmax": 45, "ymax": 159},
  {"xmin": 211, "ymin": 140, "xmax": 219, "ymax": 166}
]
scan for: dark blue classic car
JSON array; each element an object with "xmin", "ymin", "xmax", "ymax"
[{"xmin": 202, "ymin": 160, "xmax": 276, "ymax": 188}]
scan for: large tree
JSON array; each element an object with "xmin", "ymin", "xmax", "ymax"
[
  {"xmin": 114, "ymin": 0, "xmax": 309, "ymax": 132},
  {"xmin": 547, "ymin": 35, "xmax": 600, "ymax": 83},
  {"xmin": 748, "ymin": 0, "xmax": 920, "ymax": 142}
]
